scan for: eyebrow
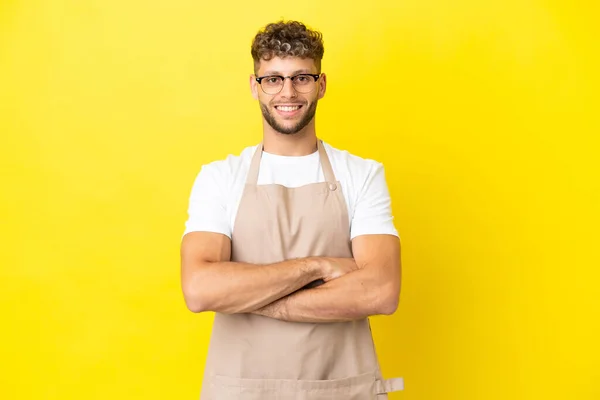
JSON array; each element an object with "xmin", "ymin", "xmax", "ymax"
[{"xmin": 261, "ymin": 69, "xmax": 315, "ymax": 76}]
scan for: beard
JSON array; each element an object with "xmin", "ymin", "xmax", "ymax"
[{"xmin": 260, "ymin": 101, "xmax": 318, "ymax": 135}]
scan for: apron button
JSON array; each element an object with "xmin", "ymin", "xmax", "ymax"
[{"xmin": 328, "ymin": 183, "xmax": 337, "ymax": 191}]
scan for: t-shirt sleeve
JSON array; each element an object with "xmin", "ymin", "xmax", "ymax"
[
  {"xmin": 350, "ymin": 162, "xmax": 399, "ymax": 240},
  {"xmin": 182, "ymin": 163, "xmax": 231, "ymax": 238}
]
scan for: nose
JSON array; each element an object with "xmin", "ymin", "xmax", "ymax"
[{"xmin": 279, "ymin": 77, "xmax": 297, "ymax": 98}]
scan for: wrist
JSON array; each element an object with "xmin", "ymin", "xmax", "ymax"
[{"xmin": 257, "ymin": 297, "xmax": 290, "ymax": 320}]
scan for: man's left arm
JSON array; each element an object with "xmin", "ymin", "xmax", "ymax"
[
  {"xmin": 251, "ymin": 233, "xmax": 401, "ymax": 322},
  {"xmin": 252, "ymin": 161, "xmax": 400, "ymax": 322}
]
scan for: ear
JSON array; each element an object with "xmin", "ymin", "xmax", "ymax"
[
  {"xmin": 250, "ymin": 74, "xmax": 259, "ymax": 100},
  {"xmin": 317, "ymin": 73, "xmax": 327, "ymax": 100}
]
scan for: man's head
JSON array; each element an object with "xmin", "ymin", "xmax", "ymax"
[{"xmin": 250, "ymin": 20, "xmax": 326, "ymax": 135}]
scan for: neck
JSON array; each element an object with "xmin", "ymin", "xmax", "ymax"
[{"xmin": 262, "ymin": 120, "xmax": 318, "ymax": 156}]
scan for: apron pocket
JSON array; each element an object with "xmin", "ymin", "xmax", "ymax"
[{"xmin": 210, "ymin": 371, "xmax": 381, "ymax": 400}]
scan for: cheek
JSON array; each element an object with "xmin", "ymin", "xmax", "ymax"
[
  {"xmin": 306, "ymin": 95, "xmax": 318, "ymax": 105},
  {"xmin": 257, "ymin": 94, "xmax": 271, "ymax": 107}
]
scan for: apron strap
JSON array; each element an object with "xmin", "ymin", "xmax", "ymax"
[
  {"xmin": 376, "ymin": 377, "xmax": 405, "ymax": 394},
  {"xmin": 317, "ymin": 139, "xmax": 337, "ymax": 184},
  {"xmin": 246, "ymin": 139, "xmax": 337, "ymax": 185},
  {"xmin": 246, "ymin": 142, "xmax": 264, "ymax": 185}
]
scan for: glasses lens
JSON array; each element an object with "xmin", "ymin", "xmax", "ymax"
[
  {"xmin": 261, "ymin": 76, "xmax": 283, "ymax": 94},
  {"xmin": 293, "ymin": 74, "xmax": 317, "ymax": 93}
]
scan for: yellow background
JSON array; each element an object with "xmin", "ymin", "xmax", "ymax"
[{"xmin": 1, "ymin": 0, "xmax": 598, "ymax": 399}]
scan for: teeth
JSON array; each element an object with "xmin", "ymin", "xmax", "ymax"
[{"xmin": 277, "ymin": 106, "xmax": 300, "ymax": 112}]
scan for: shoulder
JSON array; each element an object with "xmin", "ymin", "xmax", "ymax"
[
  {"xmin": 194, "ymin": 144, "xmax": 258, "ymax": 182},
  {"xmin": 187, "ymin": 144, "xmax": 258, "ymax": 199},
  {"xmin": 322, "ymin": 141, "xmax": 384, "ymax": 184}
]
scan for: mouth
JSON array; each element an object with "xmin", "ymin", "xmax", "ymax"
[{"xmin": 274, "ymin": 104, "xmax": 303, "ymax": 117}]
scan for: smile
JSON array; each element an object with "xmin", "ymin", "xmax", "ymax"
[
  {"xmin": 275, "ymin": 105, "xmax": 303, "ymax": 112},
  {"xmin": 274, "ymin": 104, "xmax": 304, "ymax": 118}
]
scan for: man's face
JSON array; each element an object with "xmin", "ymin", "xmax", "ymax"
[{"xmin": 251, "ymin": 57, "xmax": 326, "ymax": 135}]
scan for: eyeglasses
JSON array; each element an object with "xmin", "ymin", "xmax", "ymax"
[{"xmin": 255, "ymin": 73, "xmax": 321, "ymax": 95}]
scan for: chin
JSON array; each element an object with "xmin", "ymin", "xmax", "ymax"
[
  {"xmin": 276, "ymin": 127, "xmax": 303, "ymax": 135},
  {"xmin": 271, "ymin": 119, "xmax": 304, "ymax": 135}
]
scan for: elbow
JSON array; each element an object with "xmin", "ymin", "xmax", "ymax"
[
  {"xmin": 377, "ymin": 285, "xmax": 400, "ymax": 316},
  {"xmin": 182, "ymin": 279, "xmax": 239, "ymax": 314},
  {"xmin": 183, "ymin": 291, "xmax": 206, "ymax": 313},
  {"xmin": 182, "ymin": 281, "xmax": 211, "ymax": 313},
  {"xmin": 380, "ymin": 296, "xmax": 399, "ymax": 315},
  {"xmin": 185, "ymin": 298, "xmax": 207, "ymax": 314}
]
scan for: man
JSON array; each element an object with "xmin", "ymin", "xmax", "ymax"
[{"xmin": 180, "ymin": 20, "xmax": 404, "ymax": 399}]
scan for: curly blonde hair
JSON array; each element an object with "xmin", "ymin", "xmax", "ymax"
[{"xmin": 251, "ymin": 20, "xmax": 324, "ymax": 73}]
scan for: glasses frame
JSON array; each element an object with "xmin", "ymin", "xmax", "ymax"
[{"xmin": 255, "ymin": 73, "xmax": 322, "ymax": 95}]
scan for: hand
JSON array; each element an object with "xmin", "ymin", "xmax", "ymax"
[{"xmin": 319, "ymin": 257, "xmax": 358, "ymax": 282}]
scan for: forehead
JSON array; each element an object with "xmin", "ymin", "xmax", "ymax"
[{"xmin": 256, "ymin": 56, "xmax": 318, "ymax": 75}]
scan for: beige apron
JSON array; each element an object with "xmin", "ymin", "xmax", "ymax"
[{"xmin": 200, "ymin": 139, "xmax": 404, "ymax": 399}]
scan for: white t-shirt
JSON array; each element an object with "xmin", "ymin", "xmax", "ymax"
[{"xmin": 183, "ymin": 141, "xmax": 399, "ymax": 240}]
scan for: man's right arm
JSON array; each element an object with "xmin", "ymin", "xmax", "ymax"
[{"xmin": 180, "ymin": 231, "xmax": 356, "ymax": 314}]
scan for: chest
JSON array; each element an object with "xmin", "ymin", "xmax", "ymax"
[
  {"xmin": 230, "ymin": 182, "xmax": 353, "ymax": 263},
  {"xmin": 226, "ymin": 161, "xmax": 357, "ymax": 233},
  {"xmin": 256, "ymin": 156, "xmax": 324, "ymax": 187}
]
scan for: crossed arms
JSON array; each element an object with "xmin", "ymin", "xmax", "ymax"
[{"xmin": 180, "ymin": 232, "xmax": 402, "ymax": 323}]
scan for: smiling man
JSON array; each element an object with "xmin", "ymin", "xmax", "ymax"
[{"xmin": 180, "ymin": 20, "xmax": 404, "ymax": 399}]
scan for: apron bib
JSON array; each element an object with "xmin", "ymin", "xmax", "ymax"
[{"xmin": 200, "ymin": 140, "xmax": 404, "ymax": 399}]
